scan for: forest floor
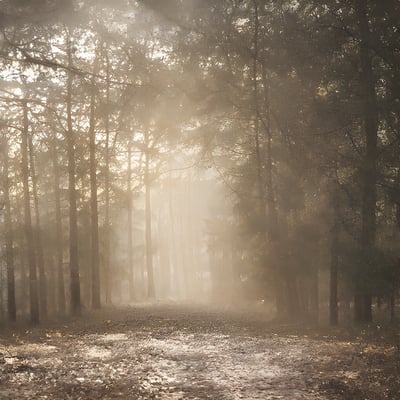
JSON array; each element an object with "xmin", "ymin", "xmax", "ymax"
[{"xmin": 0, "ymin": 303, "xmax": 399, "ymax": 400}]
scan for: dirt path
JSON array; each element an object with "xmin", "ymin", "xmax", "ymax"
[{"xmin": 0, "ymin": 304, "xmax": 399, "ymax": 399}]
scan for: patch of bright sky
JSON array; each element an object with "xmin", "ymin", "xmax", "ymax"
[{"xmin": 234, "ymin": 17, "xmax": 249, "ymax": 32}]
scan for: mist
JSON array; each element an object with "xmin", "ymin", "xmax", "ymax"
[{"xmin": 0, "ymin": 1, "xmax": 400, "ymax": 398}]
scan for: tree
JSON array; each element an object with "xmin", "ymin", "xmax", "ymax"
[
  {"xmin": 28, "ymin": 133, "xmax": 48, "ymax": 319},
  {"xmin": 66, "ymin": 30, "xmax": 81, "ymax": 316},
  {"xmin": 353, "ymin": 0, "xmax": 379, "ymax": 323},
  {"xmin": 21, "ymin": 100, "xmax": 40, "ymax": 324},
  {"xmin": 52, "ymin": 130, "xmax": 66, "ymax": 315},
  {"xmin": 89, "ymin": 71, "xmax": 101, "ymax": 309},
  {"xmin": 1, "ymin": 133, "xmax": 17, "ymax": 321}
]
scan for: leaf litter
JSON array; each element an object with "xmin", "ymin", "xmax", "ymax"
[{"xmin": 0, "ymin": 304, "xmax": 399, "ymax": 399}]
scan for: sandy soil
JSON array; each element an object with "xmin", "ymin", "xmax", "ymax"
[{"xmin": 0, "ymin": 304, "xmax": 399, "ymax": 399}]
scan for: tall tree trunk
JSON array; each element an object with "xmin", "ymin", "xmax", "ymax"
[
  {"xmin": 355, "ymin": 0, "xmax": 378, "ymax": 323},
  {"xmin": 28, "ymin": 135, "xmax": 48, "ymax": 319},
  {"xmin": 53, "ymin": 133, "xmax": 66, "ymax": 315},
  {"xmin": 310, "ymin": 265, "xmax": 319, "ymax": 323},
  {"xmin": 145, "ymin": 143, "xmax": 155, "ymax": 298},
  {"xmin": 158, "ymin": 208, "xmax": 171, "ymax": 298},
  {"xmin": 103, "ymin": 45, "xmax": 112, "ymax": 305},
  {"xmin": 66, "ymin": 33, "xmax": 81, "ymax": 315},
  {"xmin": 329, "ymin": 187, "xmax": 339, "ymax": 325},
  {"xmin": 22, "ymin": 100, "xmax": 39, "ymax": 324},
  {"xmin": 178, "ymin": 210, "xmax": 186, "ymax": 297},
  {"xmin": 261, "ymin": 56, "xmax": 284, "ymax": 315},
  {"xmin": 251, "ymin": 0, "xmax": 266, "ymax": 219},
  {"xmin": 16, "ymin": 197, "xmax": 28, "ymax": 315},
  {"xmin": 2, "ymin": 135, "xmax": 17, "ymax": 322},
  {"xmin": 179, "ymin": 192, "xmax": 190, "ymax": 299},
  {"xmin": 261, "ymin": 64, "xmax": 279, "ymax": 241},
  {"xmin": 186, "ymin": 184, "xmax": 197, "ymax": 298},
  {"xmin": 89, "ymin": 75, "xmax": 101, "ymax": 309},
  {"xmin": 253, "ymin": 0, "xmax": 285, "ymax": 314},
  {"xmin": 168, "ymin": 178, "xmax": 178, "ymax": 297},
  {"xmin": 127, "ymin": 134, "xmax": 135, "ymax": 300}
]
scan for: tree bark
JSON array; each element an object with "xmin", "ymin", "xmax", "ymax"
[
  {"xmin": 66, "ymin": 33, "xmax": 81, "ymax": 315},
  {"xmin": 2, "ymin": 135, "xmax": 17, "ymax": 322},
  {"xmin": 145, "ymin": 137, "xmax": 155, "ymax": 298},
  {"xmin": 22, "ymin": 100, "xmax": 39, "ymax": 324},
  {"xmin": 127, "ymin": 133, "xmax": 135, "ymax": 300},
  {"xmin": 329, "ymin": 187, "xmax": 339, "ymax": 325},
  {"xmin": 89, "ymin": 74, "xmax": 101, "ymax": 309},
  {"xmin": 355, "ymin": 0, "xmax": 378, "ymax": 323},
  {"xmin": 310, "ymin": 265, "xmax": 319, "ymax": 323},
  {"xmin": 103, "ymin": 45, "xmax": 112, "ymax": 304},
  {"xmin": 261, "ymin": 64, "xmax": 279, "ymax": 241},
  {"xmin": 53, "ymin": 132, "xmax": 66, "ymax": 315},
  {"xmin": 28, "ymin": 135, "xmax": 48, "ymax": 319},
  {"xmin": 168, "ymin": 178, "xmax": 179, "ymax": 297},
  {"xmin": 158, "ymin": 208, "xmax": 171, "ymax": 298},
  {"xmin": 251, "ymin": 0, "xmax": 266, "ymax": 220}
]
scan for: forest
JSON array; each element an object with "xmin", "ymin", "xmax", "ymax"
[
  {"xmin": 1, "ymin": 0, "xmax": 399, "ymax": 326},
  {"xmin": 0, "ymin": 1, "xmax": 400, "ymax": 398},
  {"xmin": 0, "ymin": 0, "xmax": 400, "ymax": 400}
]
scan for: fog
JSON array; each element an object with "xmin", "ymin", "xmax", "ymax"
[
  {"xmin": 0, "ymin": 0, "xmax": 399, "ymax": 329},
  {"xmin": 110, "ymin": 170, "xmax": 224, "ymax": 304}
]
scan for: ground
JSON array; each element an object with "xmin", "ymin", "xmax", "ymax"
[{"xmin": 0, "ymin": 304, "xmax": 399, "ymax": 399}]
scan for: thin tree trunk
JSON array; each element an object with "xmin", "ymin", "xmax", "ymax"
[
  {"xmin": 22, "ymin": 100, "xmax": 39, "ymax": 324},
  {"xmin": 2, "ymin": 135, "xmax": 16, "ymax": 322},
  {"xmin": 89, "ymin": 74, "xmax": 101, "ymax": 309},
  {"xmin": 180, "ymin": 192, "xmax": 190, "ymax": 299},
  {"xmin": 261, "ymin": 64, "xmax": 279, "ymax": 241},
  {"xmin": 330, "ymin": 187, "xmax": 339, "ymax": 325},
  {"xmin": 168, "ymin": 178, "xmax": 178, "ymax": 297},
  {"xmin": 390, "ymin": 291, "xmax": 395, "ymax": 324},
  {"xmin": 158, "ymin": 209, "xmax": 171, "ymax": 298},
  {"xmin": 53, "ymin": 133, "xmax": 66, "ymax": 315},
  {"xmin": 355, "ymin": 0, "xmax": 378, "ymax": 323},
  {"xmin": 66, "ymin": 33, "xmax": 81, "ymax": 315},
  {"xmin": 285, "ymin": 273, "xmax": 300, "ymax": 319},
  {"xmin": 45, "ymin": 248, "xmax": 56, "ymax": 316},
  {"xmin": 16, "ymin": 197, "xmax": 28, "ymax": 315},
  {"xmin": 145, "ymin": 143, "xmax": 155, "ymax": 298},
  {"xmin": 28, "ymin": 135, "xmax": 48, "ymax": 319},
  {"xmin": 0, "ymin": 270, "xmax": 3, "ymax": 322},
  {"xmin": 251, "ymin": 0, "xmax": 266, "ymax": 219},
  {"xmin": 103, "ymin": 46, "xmax": 112, "ymax": 305},
  {"xmin": 127, "ymin": 134, "xmax": 135, "ymax": 300},
  {"xmin": 310, "ymin": 265, "xmax": 319, "ymax": 323}
]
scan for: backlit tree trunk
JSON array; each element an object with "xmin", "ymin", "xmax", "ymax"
[
  {"xmin": 103, "ymin": 45, "xmax": 112, "ymax": 304},
  {"xmin": 145, "ymin": 135, "xmax": 155, "ymax": 298},
  {"xmin": 28, "ymin": 135, "xmax": 48, "ymax": 319},
  {"xmin": 66, "ymin": 33, "xmax": 81, "ymax": 315},
  {"xmin": 251, "ymin": 0, "xmax": 265, "ymax": 220},
  {"xmin": 53, "ymin": 132, "xmax": 66, "ymax": 315},
  {"xmin": 2, "ymin": 135, "xmax": 16, "ymax": 322},
  {"xmin": 22, "ymin": 100, "xmax": 39, "ymax": 324},
  {"xmin": 127, "ymin": 134, "xmax": 135, "ymax": 300},
  {"xmin": 89, "ymin": 75, "xmax": 101, "ymax": 309}
]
